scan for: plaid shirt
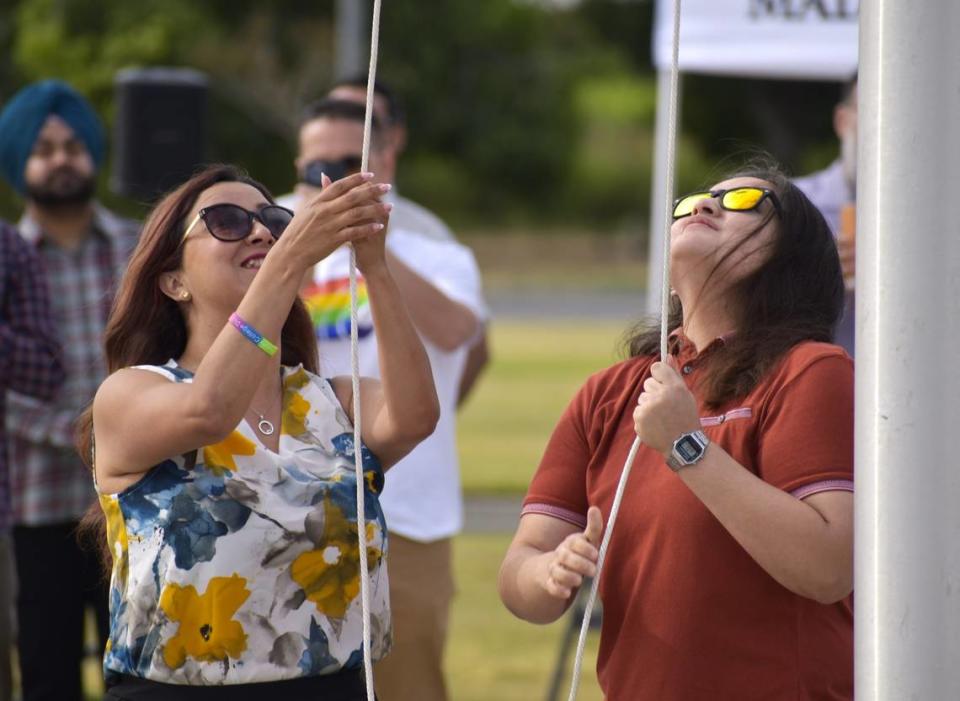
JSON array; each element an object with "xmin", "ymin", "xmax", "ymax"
[
  {"xmin": 6, "ymin": 205, "xmax": 139, "ymax": 526},
  {"xmin": 0, "ymin": 221, "xmax": 64, "ymax": 532}
]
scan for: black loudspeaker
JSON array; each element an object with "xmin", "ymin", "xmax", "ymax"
[{"xmin": 111, "ymin": 68, "xmax": 209, "ymax": 201}]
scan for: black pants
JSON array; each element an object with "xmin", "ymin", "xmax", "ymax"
[
  {"xmin": 12, "ymin": 521, "xmax": 110, "ymax": 701},
  {"xmin": 105, "ymin": 669, "xmax": 375, "ymax": 701}
]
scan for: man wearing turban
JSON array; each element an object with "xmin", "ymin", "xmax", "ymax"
[{"xmin": 0, "ymin": 80, "xmax": 139, "ymax": 701}]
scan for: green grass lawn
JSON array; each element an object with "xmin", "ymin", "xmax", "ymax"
[
  {"xmin": 458, "ymin": 319, "xmax": 628, "ymax": 495},
  {"xmin": 447, "ymin": 533, "xmax": 604, "ymax": 701},
  {"xmin": 449, "ymin": 320, "xmax": 620, "ymax": 697}
]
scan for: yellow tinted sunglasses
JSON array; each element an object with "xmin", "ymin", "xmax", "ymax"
[{"xmin": 672, "ymin": 187, "xmax": 782, "ymax": 220}]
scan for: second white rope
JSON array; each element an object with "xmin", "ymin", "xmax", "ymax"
[
  {"xmin": 350, "ymin": 0, "xmax": 384, "ymax": 699},
  {"xmin": 565, "ymin": 0, "xmax": 682, "ymax": 698}
]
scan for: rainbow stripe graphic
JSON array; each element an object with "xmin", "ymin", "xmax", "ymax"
[{"xmin": 302, "ymin": 277, "xmax": 375, "ymax": 341}]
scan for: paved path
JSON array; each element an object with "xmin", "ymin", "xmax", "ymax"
[
  {"xmin": 486, "ymin": 289, "xmax": 646, "ymax": 320},
  {"xmin": 463, "ymin": 494, "xmax": 524, "ymax": 534},
  {"xmin": 461, "ymin": 288, "xmax": 644, "ymax": 535}
]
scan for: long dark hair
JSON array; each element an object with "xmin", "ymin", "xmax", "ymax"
[
  {"xmin": 77, "ymin": 164, "xmax": 319, "ymax": 568},
  {"xmin": 626, "ymin": 159, "xmax": 844, "ymax": 407}
]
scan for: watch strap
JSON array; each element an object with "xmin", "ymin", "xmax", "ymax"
[{"xmin": 666, "ymin": 429, "xmax": 710, "ymax": 471}]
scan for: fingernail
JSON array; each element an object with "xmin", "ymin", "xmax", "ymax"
[
  {"xmin": 361, "ymin": 172, "xmax": 375, "ymax": 180},
  {"xmin": 373, "ymin": 223, "xmax": 384, "ymax": 230},
  {"xmin": 384, "ymin": 203, "xmax": 394, "ymax": 212},
  {"xmin": 378, "ymin": 183, "xmax": 392, "ymax": 192}
]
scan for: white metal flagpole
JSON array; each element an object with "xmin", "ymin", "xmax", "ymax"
[{"xmin": 856, "ymin": 0, "xmax": 960, "ymax": 698}]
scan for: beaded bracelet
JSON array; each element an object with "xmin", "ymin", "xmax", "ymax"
[{"xmin": 229, "ymin": 312, "xmax": 278, "ymax": 357}]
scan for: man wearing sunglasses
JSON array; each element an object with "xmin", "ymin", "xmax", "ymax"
[
  {"xmin": 278, "ymin": 81, "xmax": 490, "ymax": 411},
  {"xmin": 279, "ymin": 96, "xmax": 487, "ymax": 701},
  {"xmin": 0, "ymin": 79, "xmax": 140, "ymax": 701}
]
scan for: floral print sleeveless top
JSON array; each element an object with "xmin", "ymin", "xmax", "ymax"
[{"xmin": 96, "ymin": 361, "xmax": 390, "ymax": 685}]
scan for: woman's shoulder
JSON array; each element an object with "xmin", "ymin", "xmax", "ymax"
[
  {"xmin": 283, "ymin": 364, "xmax": 331, "ymax": 391},
  {"xmin": 780, "ymin": 340, "xmax": 852, "ymax": 369},
  {"xmin": 575, "ymin": 355, "xmax": 656, "ymax": 407},
  {"xmin": 767, "ymin": 341, "xmax": 853, "ymax": 390},
  {"xmin": 127, "ymin": 360, "xmax": 194, "ymax": 383},
  {"xmin": 98, "ymin": 361, "xmax": 188, "ymax": 396},
  {"xmin": 283, "ymin": 365, "xmax": 344, "ymax": 409}
]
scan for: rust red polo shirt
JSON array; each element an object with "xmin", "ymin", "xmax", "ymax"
[{"xmin": 522, "ymin": 336, "xmax": 854, "ymax": 701}]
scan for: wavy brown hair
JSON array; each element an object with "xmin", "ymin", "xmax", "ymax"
[
  {"xmin": 77, "ymin": 164, "xmax": 318, "ymax": 568},
  {"xmin": 625, "ymin": 158, "xmax": 844, "ymax": 407}
]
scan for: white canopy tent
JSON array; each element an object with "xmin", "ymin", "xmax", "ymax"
[{"xmin": 647, "ymin": 0, "xmax": 858, "ymax": 314}]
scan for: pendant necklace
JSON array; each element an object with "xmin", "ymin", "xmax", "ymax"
[
  {"xmin": 249, "ymin": 398, "xmax": 279, "ymax": 436},
  {"xmin": 251, "ymin": 409, "xmax": 275, "ymax": 436}
]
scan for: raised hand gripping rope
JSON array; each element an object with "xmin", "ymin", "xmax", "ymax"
[
  {"xmin": 351, "ymin": 1, "xmax": 384, "ymax": 699},
  {"xmin": 565, "ymin": 1, "xmax": 683, "ymax": 699}
]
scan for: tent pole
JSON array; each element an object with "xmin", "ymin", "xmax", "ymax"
[
  {"xmin": 646, "ymin": 68, "xmax": 682, "ymax": 315},
  {"xmin": 855, "ymin": 0, "xmax": 960, "ymax": 697},
  {"xmin": 335, "ymin": 0, "xmax": 368, "ymax": 79}
]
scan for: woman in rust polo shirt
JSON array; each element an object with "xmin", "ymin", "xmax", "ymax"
[{"xmin": 499, "ymin": 163, "xmax": 853, "ymax": 701}]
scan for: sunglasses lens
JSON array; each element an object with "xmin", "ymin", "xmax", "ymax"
[
  {"xmin": 303, "ymin": 161, "xmax": 326, "ymax": 187},
  {"xmin": 203, "ymin": 205, "xmax": 250, "ymax": 241},
  {"xmin": 343, "ymin": 156, "xmax": 363, "ymax": 175},
  {"xmin": 304, "ymin": 156, "xmax": 364, "ymax": 185},
  {"xmin": 260, "ymin": 206, "xmax": 294, "ymax": 238},
  {"xmin": 722, "ymin": 188, "xmax": 764, "ymax": 211},
  {"xmin": 673, "ymin": 193, "xmax": 710, "ymax": 219}
]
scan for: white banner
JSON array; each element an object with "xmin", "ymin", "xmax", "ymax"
[{"xmin": 653, "ymin": 0, "xmax": 858, "ymax": 80}]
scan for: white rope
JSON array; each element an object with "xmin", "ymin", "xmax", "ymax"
[
  {"xmin": 350, "ymin": 0, "xmax": 383, "ymax": 698},
  {"xmin": 565, "ymin": 0, "xmax": 682, "ymax": 698}
]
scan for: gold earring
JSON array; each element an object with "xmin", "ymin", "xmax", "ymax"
[{"xmin": 180, "ymin": 292, "xmax": 191, "ymax": 301}]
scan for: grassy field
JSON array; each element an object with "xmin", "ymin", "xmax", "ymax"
[
  {"xmin": 457, "ymin": 319, "xmax": 627, "ymax": 495},
  {"xmin": 447, "ymin": 533, "xmax": 603, "ymax": 701},
  {"xmin": 448, "ymin": 319, "xmax": 620, "ymax": 698},
  {"xmin": 462, "ymin": 231, "xmax": 647, "ymax": 294}
]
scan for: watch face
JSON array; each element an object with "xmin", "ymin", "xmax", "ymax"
[{"xmin": 676, "ymin": 435, "xmax": 703, "ymax": 462}]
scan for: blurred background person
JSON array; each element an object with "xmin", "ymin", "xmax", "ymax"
[
  {"xmin": 279, "ymin": 78, "xmax": 490, "ymax": 409},
  {"xmin": 0, "ymin": 219, "xmax": 63, "ymax": 701},
  {"xmin": 325, "ymin": 77, "xmax": 490, "ymax": 408},
  {"xmin": 0, "ymin": 79, "xmax": 140, "ymax": 701},
  {"xmin": 795, "ymin": 74, "xmax": 857, "ymax": 355},
  {"xmin": 284, "ymin": 97, "xmax": 486, "ymax": 701}
]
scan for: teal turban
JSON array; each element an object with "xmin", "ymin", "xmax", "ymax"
[{"xmin": 0, "ymin": 80, "xmax": 105, "ymax": 195}]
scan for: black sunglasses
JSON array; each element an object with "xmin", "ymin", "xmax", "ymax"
[
  {"xmin": 182, "ymin": 203, "xmax": 294, "ymax": 243},
  {"xmin": 672, "ymin": 187, "xmax": 782, "ymax": 220},
  {"xmin": 303, "ymin": 156, "xmax": 363, "ymax": 187}
]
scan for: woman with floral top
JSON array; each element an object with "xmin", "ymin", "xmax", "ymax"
[{"xmin": 78, "ymin": 164, "xmax": 438, "ymax": 700}]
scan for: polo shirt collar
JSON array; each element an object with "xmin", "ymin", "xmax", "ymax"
[{"xmin": 669, "ymin": 327, "xmax": 735, "ymax": 364}]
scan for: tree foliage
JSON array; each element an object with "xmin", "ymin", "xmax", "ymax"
[{"xmin": 0, "ymin": 0, "xmax": 841, "ymax": 228}]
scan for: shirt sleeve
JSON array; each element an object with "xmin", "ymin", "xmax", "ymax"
[
  {"xmin": 521, "ymin": 378, "xmax": 594, "ymax": 528},
  {"xmin": 0, "ymin": 227, "xmax": 64, "ymax": 399},
  {"xmin": 387, "ymin": 229, "xmax": 489, "ymax": 322},
  {"xmin": 755, "ymin": 353, "xmax": 854, "ymax": 494}
]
